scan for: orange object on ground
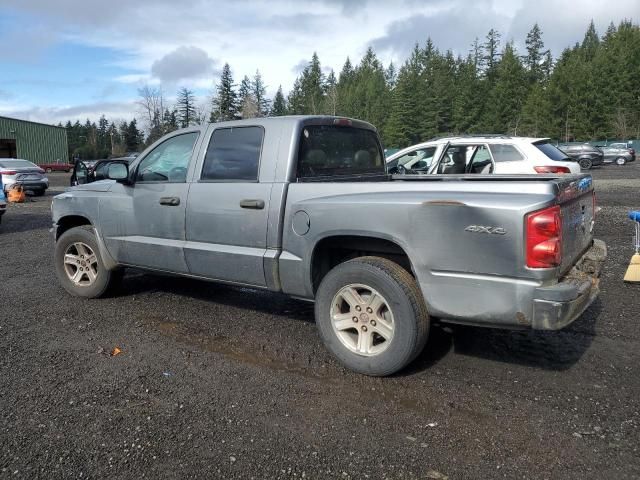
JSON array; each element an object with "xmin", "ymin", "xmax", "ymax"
[
  {"xmin": 110, "ymin": 347, "xmax": 122, "ymax": 356},
  {"xmin": 7, "ymin": 184, "xmax": 25, "ymax": 203}
]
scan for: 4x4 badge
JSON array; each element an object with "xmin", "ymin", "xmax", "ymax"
[{"xmin": 465, "ymin": 225, "xmax": 507, "ymax": 235}]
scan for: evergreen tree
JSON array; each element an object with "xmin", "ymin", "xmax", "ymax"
[
  {"xmin": 452, "ymin": 54, "xmax": 484, "ymax": 134},
  {"xmin": 483, "ymin": 29, "xmax": 502, "ymax": 79},
  {"xmin": 384, "ymin": 45, "xmax": 424, "ymax": 147},
  {"xmin": 238, "ymin": 75, "xmax": 258, "ymax": 118},
  {"xmin": 324, "ymin": 70, "xmax": 338, "ymax": 115},
  {"xmin": 252, "ymin": 70, "xmax": 270, "ymax": 116},
  {"xmin": 581, "ymin": 20, "xmax": 600, "ymax": 61},
  {"xmin": 385, "ymin": 62, "xmax": 397, "ymax": 89},
  {"xmin": 125, "ymin": 119, "xmax": 142, "ymax": 152},
  {"xmin": 346, "ymin": 47, "xmax": 390, "ymax": 134},
  {"xmin": 287, "ymin": 77, "xmax": 305, "ymax": 114},
  {"xmin": 163, "ymin": 108, "xmax": 179, "ymax": 133},
  {"xmin": 270, "ymin": 86, "xmax": 287, "ymax": 116},
  {"xmin": 520, "ymin": 83, "xmax": 552, "ymax": 137},
  {"xmin": 483, "ymin": 42, "xmax": 527, "ymax": 134},
  {"xmin": 337, "ymin": 57, "xmax": 356, "ymax": 114},
  {"xmin": 470, "ymin": 37, "xmax": 484, "ymax": 72},
  {"xmin": 524, "ymin": 23, "xmax": 546, "ymax": 83},
  {"xmin": 211, "ymin": 63, "xmax": 238, "ymax": 122},
  {"xmin": 290, "ymin": 52, "xmax": 325, "ymax": 114},
  {"xmin": 176, "ymin": 87, "xmax": 197, "ymax": 128}
]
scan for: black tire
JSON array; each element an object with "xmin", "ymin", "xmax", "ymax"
[
  {"xmin": 46, "ymin": 168, "xmax": 52, "ymax": 173},
  {"xmin": 315, "ymin": 256, "xmax": 430, "ymax": 376},
  {"xmin": 54, "ymin": 226, "xmax": 121, "ymax": 298},
  {"xmin": 579, "ymin": 158, "xmax": 593, "ymax": 170},
  {"xmin": 615, "ymin": 157, "xmax": 627, "ymax": 166}
]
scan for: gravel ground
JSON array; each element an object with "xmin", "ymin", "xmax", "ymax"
[{"xmin": 1, "ymin": 165, "xmax": 639, "ymax": 479}]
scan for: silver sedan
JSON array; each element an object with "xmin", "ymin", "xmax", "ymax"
[{"xmin": 0, "ymin": 159, "xmax": 49, "ymax": 195}]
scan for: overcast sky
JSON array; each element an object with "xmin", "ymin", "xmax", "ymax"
[{"xmin": 0, "ymin": 0, "xmax": 637, "ymax": 125}]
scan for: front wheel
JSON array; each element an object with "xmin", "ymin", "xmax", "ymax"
[
  {"xmin": 615, "ymin": 157, "xmax": 627, "ymax": 166},
  {"xmin": 315, "ymin": 256, "xmax": 429, "ymax": 376},
  {"xmin": 54, "ymin": 226, "xmax": 122, "ymax": 298},
  {"xmin": 579, "ymin": 158, "xmax": 593, "ymax": 170}
]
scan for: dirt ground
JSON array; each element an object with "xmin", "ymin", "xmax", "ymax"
[{"xmin": 1, "ymin": 164, "xmax": 639, "ymax": 479}]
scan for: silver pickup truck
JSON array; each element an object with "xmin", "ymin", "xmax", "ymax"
[{"xmin": 51, "ymin": 116, "xmax": 606, "ymax": 376}]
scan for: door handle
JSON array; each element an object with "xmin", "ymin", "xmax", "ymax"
[
  {"xmin": 159, "ymin": 196, "xmax": 180, "ymax": 206},
  {"xmin": 240, "ymin": 199, "xmax": 265, "ymax": 210}
]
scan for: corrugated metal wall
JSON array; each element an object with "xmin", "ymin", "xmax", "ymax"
[{"xmin": 0, "ymin": 116, "xmax": 68, "ymax": 165}]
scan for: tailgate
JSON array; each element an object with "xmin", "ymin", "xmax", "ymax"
[{"xmin": 557, "ymin": 176, "xmax": 595, "ymax": 274}]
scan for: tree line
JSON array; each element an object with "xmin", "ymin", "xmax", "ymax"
[{"xmin": 61, "ymin": 19, "xmax": 640, "ymax": 160}]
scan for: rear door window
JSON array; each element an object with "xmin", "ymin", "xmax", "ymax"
[
  {"xmin": 489, "ymin": 144, "xmax": 524, "ymax": 162},
  {"xmin": 201, "ymin": 126, "xmax": 263, "ymax": 181}
]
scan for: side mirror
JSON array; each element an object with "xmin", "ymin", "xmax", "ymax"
[{"xmin": 107, "ymin": 162, "xmax": 129, "ymax": 182}]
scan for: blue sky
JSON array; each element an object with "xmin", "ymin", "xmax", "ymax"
[{"xmin": 0, "ymin": 0, "xmax": 638, "ymax": 129}]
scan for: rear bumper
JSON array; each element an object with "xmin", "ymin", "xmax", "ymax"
[
  {"xmin": 532, "ymin": 239, "xmax": 606, "ymax": 330},
  {"xmin": 3, "ymin": 180, "xmax": 48, "ymax": 191}
]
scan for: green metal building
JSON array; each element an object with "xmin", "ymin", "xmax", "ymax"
[{"xmin": 0, "ymin": 115, "xmax": 68, "ymax": 165}]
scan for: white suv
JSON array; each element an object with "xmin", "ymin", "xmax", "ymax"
[{"xmin": 386, "ymin": 136, "xmax": 581, "ymax": 175}]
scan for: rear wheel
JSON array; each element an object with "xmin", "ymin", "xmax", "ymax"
[
  {"xmin": 615, "ymin": 157, "xmax": 627, "ymax": 166},
  {"xmin": 579, "ymin": 158, "xmax": 593, "ymax": 170},
  {"xmin": 315, "ymin": 256, "xmax": 429, "ymax": 376},
  {"xmin": 54, "ymin": 226, "xmax": 122, "ymax": 298}
]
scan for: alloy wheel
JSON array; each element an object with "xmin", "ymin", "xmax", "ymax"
[
  {"xmin": 63, "ymin": 242, "xmax": 99, "ymax": 286},
  {"xmin": 330, "ymin": 284, "xmax": 395, "ymax": 356}
]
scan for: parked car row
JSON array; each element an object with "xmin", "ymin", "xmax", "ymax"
[{"xmin": 557, "ymin": 142, "xmax": 636, "ymax": 169}]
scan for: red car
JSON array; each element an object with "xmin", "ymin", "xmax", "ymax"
[{"xmin": 39, "ymin": 161, "xmax": 73, "ymax": 173}]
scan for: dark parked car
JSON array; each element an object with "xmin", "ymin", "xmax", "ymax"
[
  {"xmin": 70, "ymin": 157, "xmax": 137, "ymax": 186},
  {"xmin": 595, "ymin": 144, "xmax": 635, "ymax": 165},
  {"xmin": 557, "ymin": 144, "xmax": 604, "ymax": 170}
]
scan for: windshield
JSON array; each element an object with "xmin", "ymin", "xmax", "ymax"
[
  {"xmin": 297, "ymin": 125, "xmax": 385, "ymax": 179},
  {"xmin": 534, "ymin": 141, "xmax": 570, "ymax": 161},
  {"xmin": 0, "ymin": 160, "xmax": 37, "ymax": 169}
]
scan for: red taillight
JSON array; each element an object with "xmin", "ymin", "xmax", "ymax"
[
  {"xmin": 0, "ymin": 170, "xmax": 17, "ymax": 175},
  {"xmin": 534, "ymin": 166, "xmax": 571, "ymax": 174},
  {"xmin": 526, "ymin": 205, "xmax": 562, "ymax": 268}
]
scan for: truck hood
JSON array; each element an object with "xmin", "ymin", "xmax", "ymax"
[{"xmin": 67, "ymin": 180, "xmax": 115, "ymax": 193}]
